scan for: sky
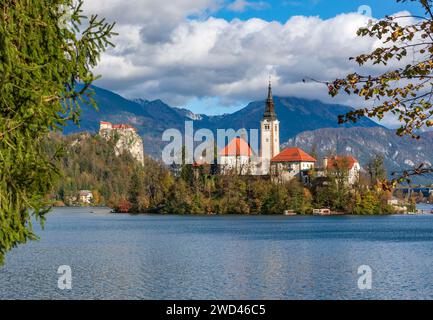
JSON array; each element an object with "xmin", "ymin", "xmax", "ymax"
[{"xmin": 82, "ymin": 0, "xmax": 425, "ymax": 125}]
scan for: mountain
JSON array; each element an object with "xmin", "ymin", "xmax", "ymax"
[
  {"xmin": 205, "ymin": 97, "xmax": 381, "ymax": 141},
  {"xmin": 64, "ymin": 86, "xmax": 185, "ymax": 156},
  {"xmin": 288, "ymin": 127, "xmax": 433, "ymax": 184},
  {"xmin": 61, "ymin": 85, "xmax": 433, "ymax": 183},
  {"xmin": 64, "ymin": 85, "xmax": 381, "ymax": 157}
]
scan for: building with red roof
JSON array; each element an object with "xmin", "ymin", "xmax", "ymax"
[
  {"xmin": 99, "ymin": 121, "xmax": 136, "ymax": 132},
  {"xmin": 219, "ymin": 137, "xmax": 256, "ymax": 175},
  {"xmin": 270, "ymin": 147, "xmax": 316, "ymax": 183},
  {"xmin": 322, "ymin": 156, "xmax": 361, "ymax": 185},
  {"xmin": 220, "ymin": 137, "xmax": 254, "ymax": 157},
  {"xmin": 271, "ymin": 147, "xmax": 317, "ymax": 163},
  {"xmin": 325, "ymin": 156, "xmax": 358, "ymax": 171}
]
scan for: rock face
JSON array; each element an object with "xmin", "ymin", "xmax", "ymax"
[{"xmin": 99, "ymin": 121, "xmax": 144, "ymax": 165}]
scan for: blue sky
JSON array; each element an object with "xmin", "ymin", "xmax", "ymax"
[
  {"xmin": 186, "ymin": 0, "xmax": 425, "ymax": 116},
  {"xmin": 88, "ymin": 0, "xmax": 425, "ymax": 123},
  {"xmin": 215, "ymin": 0, "xmax": 424, "ymax": 22}
]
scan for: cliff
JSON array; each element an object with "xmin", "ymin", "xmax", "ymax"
[{"xmin": 99, "ymin": 122, "xmax": 144, "ymax": 165}]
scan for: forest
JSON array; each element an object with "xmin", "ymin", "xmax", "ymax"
[{"xmin": 47, "ymin": 132, "xmax": 416, "ymax": 215}]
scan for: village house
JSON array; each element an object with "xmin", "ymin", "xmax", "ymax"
[
  {"xmin": 78, "ymin": 190, "xmax": 94, "ymax": 205},
  {"xmin": 320, "ymin": 156, "xmax": 361, "ymax": 185},
  {"xmin": 270, "ymin": 147, "xmax": 316, "ymax": 184}
]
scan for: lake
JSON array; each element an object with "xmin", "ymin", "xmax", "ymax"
[{"xmin": 2, "ymin": 207, "xmax": 433, "ymax": 300}]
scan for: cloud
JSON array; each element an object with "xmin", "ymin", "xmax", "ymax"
[
  {"xmin": 227, "ymin": 0, "xmax": 270, "ymax": 13},
  {"xmin": 82, "ymin": 1, "xmax": 415, "ymax": 117},
  {"xmin": 82, "ymin": 0, "xmax": 223, "ymax": 44}
]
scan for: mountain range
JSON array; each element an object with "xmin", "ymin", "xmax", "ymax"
[{"xmin": 64, "ymin": 85, "xmax": 433, "ymax": 184}]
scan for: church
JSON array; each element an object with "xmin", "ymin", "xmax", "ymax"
[
  {"xmin": 260, "ymin": 80, "xmax": 280, "ymax": 175},
  {"xmin": 219, "ymin": 81, "xmax": 317, "ymax": 179}
]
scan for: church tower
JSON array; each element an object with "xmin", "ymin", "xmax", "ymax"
[{"xmin": 260, "ymin": 80, "xmax": 280, "ymax": 174}]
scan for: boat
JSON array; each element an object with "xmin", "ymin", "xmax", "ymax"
[
  {"xmin": 284, "ymin": 210, "xmax": 297, "ymax": 216},
  {"xmin": 313, "ymin": 208, "xmax": 331, "ymax": 216}
]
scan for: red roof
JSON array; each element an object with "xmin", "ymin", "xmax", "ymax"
[
  {"xmin": 220, "ymin": 138, "xmax": 253, "ymax": 157},
  {"xmin": 327, "ymin": 156, "xmax": 358, "ymax": 170},
  {"xmin": 271, "ymin": 148, "xmax": 316, "ymax": 163},
  {"xmin": 112, "ymin": 124, "xmax": 135, "ymax": 130},
  {"xmin": 100, "ymin": 121, "xmax": 136, "ymax": 131},
  {"xmin": 192, "ymin": 158, "xmax": 209, "ymax": 167}
]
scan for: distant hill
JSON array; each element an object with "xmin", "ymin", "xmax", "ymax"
[
  {"xmin": 206, "ymin": 97, "xmax": 381, "ymax": 141},
  {"xmin": 64, "ymin": 85, "xmax": 382, "ymax": 157}
]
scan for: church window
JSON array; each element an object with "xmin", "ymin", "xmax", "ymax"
[{"xmin": 265, "ymin": 125, "xmax": 270, "ymax": 130}]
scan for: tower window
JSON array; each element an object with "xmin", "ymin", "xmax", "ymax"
[
  {"xmin": 275, "ymin": 125, "xmax": 278, "ymax": 131},
  {"xmin": 265, "ymin": 125, "xmax": 270, "ymax": 130}
]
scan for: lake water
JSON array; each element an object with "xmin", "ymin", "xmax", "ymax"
[{"xmin": 2, "ymin": 207, "xmax": 433, "ymax": 300}]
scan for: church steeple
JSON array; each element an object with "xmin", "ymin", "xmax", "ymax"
[
  {"xmin": 260, "ymin": 79, "xmax": 280, "ymax": 174},
  {"xmin": 263, "ymin": 79, "xmax": 277, "ymax": 120}
]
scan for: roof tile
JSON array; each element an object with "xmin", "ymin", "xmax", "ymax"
[{"xmin": 271, "ymin": 148, "xmax": 316, "ymax": 163}]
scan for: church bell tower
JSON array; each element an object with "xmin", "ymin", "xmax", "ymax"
[{"xmin": 260, "ymin": 80, "xmax": 280, "ymax": 174}]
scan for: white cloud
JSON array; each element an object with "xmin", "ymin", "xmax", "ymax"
[
  {"xmin": 82, "ymin": 1, "xmax": 415, "ymax": 117},
  {"xmin": 227, "ymin": 0, "xmax": 269, "ymax": 12},
  {"xmin": 82, "ymin": 0, "xmax": 223, "ymax": 43}
]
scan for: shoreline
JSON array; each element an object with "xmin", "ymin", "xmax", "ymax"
[{"xmin": 52, "ymin": 205, "xmax": 433, "ymax": 217}]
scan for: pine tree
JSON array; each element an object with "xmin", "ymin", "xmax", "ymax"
[{"xmin": 0, "ymin": 0, "xmax": 116, "ymax": 264}]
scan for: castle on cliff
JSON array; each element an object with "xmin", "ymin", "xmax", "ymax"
[{"xmin": 99, "ymin": 121, "xmax": 144, "ymax": 165}]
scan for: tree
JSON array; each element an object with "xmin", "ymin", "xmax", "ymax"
[
  {"xmin": 395, "ymin": 189, "xmax": 406, "ymax": 200},
  {"xmin": 355, "ymin": 191, "xmax": 380, "ymax": 215},
  {"xmin": 326, "ymin": 0, "xmax": 433, "ymax": 185},
  {"xmin": 366, "ymin": 155, "xmax": 387, "ymax": 186},
  {"xmin": 310, "ymin": 143, "xmax": 319, "ymax": 161},
  {"xmin": 129, "ymin": 167, "xmax": 144, "ymax": 213},
  {"xmin": 0, "ymin": 1, "xmax": 116, "ymax": 264},
  {"xmin": 117, "ymin": 197, "xmax": 132, "ymax": 214},
  {"xmin": 163, "ymin": 179, "xmax": 193, "ymax": 214}
]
